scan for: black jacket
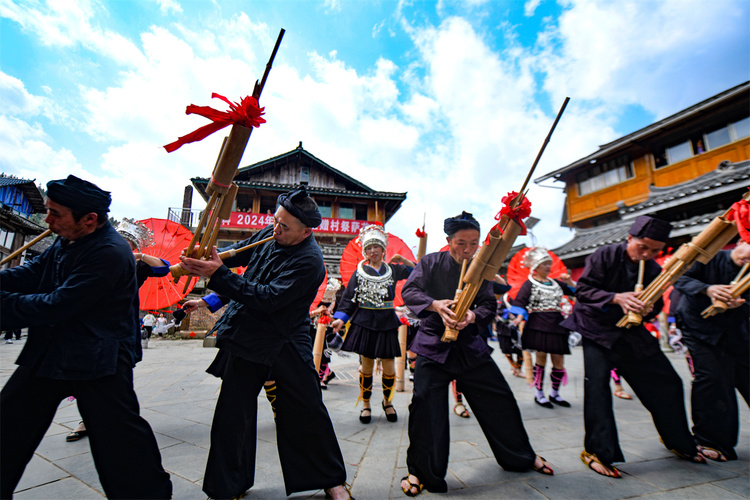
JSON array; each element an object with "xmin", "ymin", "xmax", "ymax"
[{"xmin": 1, "ymin": 222, "xmax": 140, "ymax": 379}]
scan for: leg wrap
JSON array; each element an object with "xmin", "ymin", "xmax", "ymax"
[
  {"xmin": 532, "ymin": 364, "xmax": 545, "ymax": 391},
  {"xmin": 382, "ymin": 374, "xmax": 396, "ymax": 402},
  {"xmin": 451, "ymin": 379, "xmax": 463, "ymax": 404},
  {"xmin": 610, "ymin": 368, "xmax": 621, "ymax": 385},
  {"xmin": 359, "ymin": 372, "xmax": 373, "ymax": 403},
  {"xmin": 551, "ymin": 367, "xmax": 568, "ymax": 391},
  {"xmin": 263, "ymin": 382, "xmax": 277, "ymax": 420}
]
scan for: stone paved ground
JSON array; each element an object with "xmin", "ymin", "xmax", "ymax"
[{"xmin": 1, "ymin": 334, "xmax": 748, "ymax": 499}]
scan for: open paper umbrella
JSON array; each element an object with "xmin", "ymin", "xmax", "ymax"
[
  {"xmin": 506, "ymin": 247, "xmax": 568, "ymax": 299},
  {"xmin": 137, "ymin": 218, "xmax": 196, "ymax": 310},
  {"xmin": 309, "ymin": 266, "xmax": 329, "ymax": 313},
  {"xmin": 340, "ymin": 232, "xmax": 417, "ymax": 307}
]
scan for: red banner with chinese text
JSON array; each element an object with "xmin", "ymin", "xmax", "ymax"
[{"xmin": 221, "ymin": 211, "xmax": 371, "ymax": 235}]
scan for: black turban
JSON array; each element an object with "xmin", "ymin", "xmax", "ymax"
[
  {"xmin": 276, "ymin": 186, "xmax": 322, "ymax": 228},
  {"xmin": 46, "ymin": 175, "xmax": 111, "ymax": 214},
  {"xmin": 444, "ymin": 211, "xmax": 480, "ymax": 236},
  {"xmin": 628, "ymin": 215, "xmax": 671, "ymax": 243}
]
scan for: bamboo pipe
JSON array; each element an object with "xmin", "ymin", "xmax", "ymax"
[
  {"xmin": 0, "ymin": 229, "xmax": 52, "ymax": 266},
  {"xmin": 313, "ymin": 321, "xmax": 327, "ymax": 372},
  {"xmin": 701, "ymin": 263, "xmax": 750, "ymax": 317},
  {"xmin": 623, "ymin": 260, "xmax": 646, "ymax": 326},
  {"xmin": 442, "ymin": 258, "xmax": 469, "ymax": 342},
  {"xmin": 170, "ymin": 235, "xmax": 275, "ymax": 279},
  {"xmin": 395, "ymin": 323, "xmax": 408, "ymax": 392},
  {"xmin": 183, "ymin": 191, "xmax": 218, "ymax": 260}
]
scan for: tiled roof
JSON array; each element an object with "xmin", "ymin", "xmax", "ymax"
[
  {"xmin": 0, "ymin": 206, "xmax": 47, "ymax": 234},
  {"xmin": 191, "ymin": 178, "xmax": 406, "ymax": 200},
  {"xmin": 0, "ymin": 175, "xmax": 46, "ymax": 213},
  {"xmin": 618, "ymin": 160, "xmax": 750, "ymax": 216}
]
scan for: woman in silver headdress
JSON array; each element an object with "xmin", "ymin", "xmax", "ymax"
[
  {"xmin": 511, "ymin": 247, "xmax": 576, "ymax": 408},
  {"xmin": 331, "ymin": 224, "xmax": 414, "ymax": 424}
]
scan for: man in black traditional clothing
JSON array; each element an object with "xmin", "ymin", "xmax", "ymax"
[
  {"xmin": 179, "ymin": 186, "xmax": 350, "ymax": 500},
  {"xmin": 560, "ymin": 215, "xmax": 705, "ymax": 478},
  {"xmin": 673, "ymin": 239, "xmax": 750, "ymax": 462},
  {"xmin": 399, "ymin": 212, "xmax": 553, "ymax": 497},
  {"xmin": 0, "ymin": 175, "xmax": 172, "ymax": 499}
]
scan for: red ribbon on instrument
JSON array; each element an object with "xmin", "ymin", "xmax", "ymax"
[
  {"xmin": 415, "ymin": 228, "xmax": 426, "ymax": 238},
  {"xmin": 164, "ymin": 93, "xmax": 266, "ymax": 153},
  {"xmin": 318, "ymin": 315, "xmax": 331, "ymax": 325},
  {"xmin": 399, "ymin": 315, "xmax": 409, "ymax": 326},
  {"xmin": 727, "ymin": 189, "xmax": 750, "ymax": 243},
  {"xmin": 487, "ymin": 191, "xmax": 532, "ymax": 242}
]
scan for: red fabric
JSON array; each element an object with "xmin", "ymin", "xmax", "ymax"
[
  {"xmin": 415, "ymin": 228, "xmax": 426, "ymax": 238},
  {"xmin": 727, "ymin": 190, "xmax": 750, "ymax": 243},
  {"xmin": 318, "ymin": 315, "xmax": 331, "ymax": 325},
  {"xmin": 494, "ymin": 191, "xmax": 532, "ymax": 235},
  {"xmin": 308, "ymin": 267, "xmax": 329, "ymax": 313},
  {"xmin": 164, "ymin": 93, "xmax": 266, "ymax": 153},
  {"xmin": 399, "ymin": 315, "xmax": 409, "ymax": 325}
]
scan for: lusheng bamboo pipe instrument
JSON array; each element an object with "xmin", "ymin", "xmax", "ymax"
[
  {"xmin": 180, "ymin": 28, "xmax": 285, "ymax": 291},
  {"xmin": 617, "ymin": 189, "xmax": 750, "ymax": 328},
  {"xmin": 395, "ymin": 322, "xmax": 408, "ymax": 392},
  {"xmin": 441, "ymin": 97, "xmax": 570, "ymax": 342},
  {"xmin": 313, "ymin": 321, "xmax": 328, "ymax": 373},
  {"xmin": 169, "ymin": 235, "xmax": 275, "ymax": 279},
  {"xmin": 622, "ymin": 260, "xmax": 646, "ymax": 326},
  {"xmin": 701, "ymin": 262, "xmax": 750, "ymax": 317},
  {"xmin": 416, "ymin": 214, "xmax": 427, "ymax": 262},
  {"xmin": 442, "ymin": 258, "xmax": 469, "ymax": 342},
  {"xmin": 0, "ymin": 229, "xmax": 52, "ymax": 266}
]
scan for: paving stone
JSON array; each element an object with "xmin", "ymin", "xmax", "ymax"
[
  {"xmin": 641, "ymin": 482, "xmax": 747, "ymax": 499},
  {"xmin": 54, "ymin": 452, "xmax": 103, "ymax": 494},
  {"xmin": 15, "ymin": 477, "xmax": 103, "ymax": 499},
  {"xmin": 713, "ymin": 475, "xmax": 750, "ymax": 497},
  {"xmin": 620, "ymin": 456, "xmax": 738, "ymax": 490},
  {"xmin": 15, "ymin": 454, "xmax": 69, "ymax": 493}
]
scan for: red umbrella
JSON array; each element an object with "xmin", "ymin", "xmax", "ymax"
[
  {"xmin": 309, "ymin": 266, "xmax": 329, "ymax": 313},
  {"xmin": 506, "ymin": 247, "xmax": 568, "ymax": 299},
  {"xmin": 137, "ymin": 218, "xmax": 196, "ymax": 310},
  {"xmin": 340, "ymin": 232, "xmax": 416, "ymax": 307}
]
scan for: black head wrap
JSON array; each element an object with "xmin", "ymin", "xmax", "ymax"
[
  {"xmin": 46, "ymin": 175, "xmax": 111, "ymax": 214},
  {"xmin": 444, "ymin": 211, "xmax": 480, "ymax": 236},
  {"xmin": 628, "ymin": 215, "xmax": 671, "ymax": 243},
  {"xmin": 276, "ymin": 186, "xmax": 322, "ymax": 228}
]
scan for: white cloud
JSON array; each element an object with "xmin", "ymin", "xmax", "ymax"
[
  {"xmin": 524, "ymin": 0, "xmax": 542, "ymax": 17},
  {"xmin": 0, "ymin": 71, "xmax": 49, "ymax": 117}
]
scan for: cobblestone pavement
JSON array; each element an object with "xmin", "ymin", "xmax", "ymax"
[{"xmin": 1, "ymin": 335, "xmax": 747, "ymax": 499}]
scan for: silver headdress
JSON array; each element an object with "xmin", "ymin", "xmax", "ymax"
[
  {"xmin": 322, "ymin": 277, "xmax": 341, "ymax": 304},
  {"xmin": 523, "ymin": 246, "xmax": 552, "ymax": 272},
  {"xmin": 358, "ymin": 224, "xmax": 389, "ymax": 258},
  {"xmin": 116, "ymin": 218, "xmax": 154, "ymax": 251}
]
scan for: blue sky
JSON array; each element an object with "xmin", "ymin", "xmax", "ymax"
[{"xmin": 1, "ymin": 0, "xmax": 748, "ymax": 254}]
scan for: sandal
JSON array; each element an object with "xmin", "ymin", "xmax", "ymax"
[
  {"xmin": 382, "ymin": 401, "xmax": 398, "ymax": 422},
  {"xmin": 359, "ymin": 407, "xmax": 371, "ymax": 424},
  {"xmin": 532, "ymin": 455, "xmax": 554, "ymax": 475},
  {"xmin": 581, "ymin": 450, "xmax": 621, "ymax": 478},
  {"xmin": 670, "ymin": 447, "xmax": 706, "ymax": 464},
  {"xmin": 697, "ymin": 445, "xmax": 727, "ymax": 462},
  {"xmin": 325, "ymin": 482, "xmax": 355, "ymax": 499},
  {"xmin": 453, "ymin": 403, "xmax": 470, "ymax": 418},
  {"xmin": 613, "ymin": 390, "xmax": 632, "ymax": 400},
  {"xmin": 65, "ymin": 429, "xmax": 88, "ymax": 442},
  {"xmin": 400, "ymin": 475, "xmax": 423, "ymax": 497}
]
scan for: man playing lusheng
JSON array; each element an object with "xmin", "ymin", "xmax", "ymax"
[
  {"xmin": 0, "ymin": 175, "xmax": 172, "ymax": 499},
  {"xmin": 673, "ymin": 239, "xmax": 750, "ymax": 462},
  {"xmin": 560, "ymin": 215, "xmax": 706, "ymax": 478},
  {"xmin": 179, "ymin": 186, "xmax": 351, "ymax": 500},
  {"xmin": 399, "ymin": 212, "xmax": 553, "ymax": 496}
]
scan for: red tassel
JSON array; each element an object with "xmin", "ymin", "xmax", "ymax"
[
  {"xmin": 728, "ymin": 189, "xmax": 750, "ymax": 243},
  {"xmin": 164, "ymin": 93, "xmax": 266, "ymax": 153},
  {"xmin": 415, "ymin": 228, "xmax": 426, "ymax": 238}
]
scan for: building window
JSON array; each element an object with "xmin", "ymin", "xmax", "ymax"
[
  {"xmin": 0, "ymin": 228, "xmax": 14, "ymax": 249},
  {"xmin": 576, "ymin": 155, "xmax": 633, "ymax": 196},
  {"xmin": 664, "ymin": 141, "xmax": 693, "ymax": 165},
  {"xmin": 318, "ymin": 201, "xmax": 332, "ymax": 218},
  {"xmin": 338, "ymin": 203, "xmax": 354, "ymax": 219},
  {"xmin": 705, "ymin": 126, "xmax": 731, "ymax": 150},
  {"xmin": 731, "ymin": 116, "xmax": 750, "ymax": 140}
]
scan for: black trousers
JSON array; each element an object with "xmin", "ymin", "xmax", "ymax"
[
  {"xmin": 682, "ymin": 334, "xmax": 750, "ymax": 460},
  {"xmin": 202, "ymin": 344, "xmax": 346, "ymax": 498},
  {"xmin": 0, "ymin": 350, "xmax": 172, "ymax": 499},
  {"xmin": 406, "ymin": 355, "xmax": 535, "ymax": 493},
  {"xmin": 582, "ymin": 338, "xmax": 696, "ymax": 464}
]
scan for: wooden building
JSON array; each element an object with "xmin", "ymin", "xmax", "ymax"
[
  {"xmin": 174, "ymin": 142, "xmax": 407, "ymax": 279},
  {"xmin": 535, "ymin": 81, "xmax": 750, "ymax": 273},
  {"xmin": 0, "ymin": 175, "xmax": 47, "ymax": 268}
]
